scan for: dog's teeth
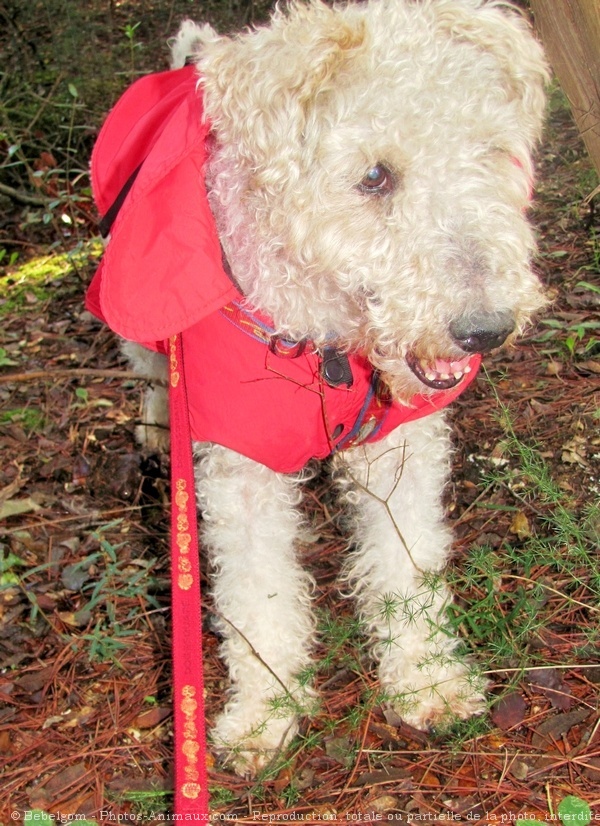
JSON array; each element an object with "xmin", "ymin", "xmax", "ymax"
[
  {"xmin": 453, "ymin": 371, "xmax": 464, "ymax": 380},
  {"xmin": 463, "ymin": 364, "xmax": 472, "ymax": 374},
  {"xmin": 425, "ymin": 372, "xmax": 437, "ymax": 382},
  {"xmin": 439, "ymin": 373, "xmax": 450, "ymax": 381}
]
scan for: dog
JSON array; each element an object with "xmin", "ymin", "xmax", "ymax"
[{"xmin": 87, "ymin": 0, "xmax": 548, "ymax": 776}]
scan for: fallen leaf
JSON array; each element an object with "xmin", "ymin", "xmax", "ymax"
[
  {"xmin": 37, "ymin": 762, "xmax": 88, "ymax": 797},
  {"xmin": 0, "ymin": 730, "xmax": 14, "ymax": 754},
  {"xmin": 273, "ymin": 765, "xmax": 293, "ymax": 795},
  {"xmin": 16, "ymin": 666, "xmax": 54, "ymax": 695},
  {"xmin": 416, "ymin": 769, "xmax": 440, "ymax": 787},
  {"xmin": 57, "ymin": 610, "xmax": 92, "ymax": 628},
  {"xmin": 509, "ymin": 759, "xmax": 529, "ymax": 780},
  {"xmin": 561, "ymin": 436, "xmax": 588, "ymax": 466},
  {"xmin": 510, "ymin": 511, "xmax": 531, "ymax": 539},
  {"xmin": 491, "ymin": 692, "xmax": 527, "ymax": 730},
  {"xmin": 357, "ymin": 768, "xmax": 412, "ymax": 787},
  {"xmin": 368, "ymin": 795, "xmax": 399, "ymax": 813},
  {"xmin": 531, "ymin": 708, "xmax": 590, "ymax": 750},
  {"xmin": 134, "ymin": 706, "xmax": 171, "ymax": 729},
  {"xmin": 60, "ymin": 707, "xmax": 96, "ymax": 728},
  {"xmin": 575, "ymin": 359, "xmax": 600, "ymax": 375},
  {"xmin": 61, "ymin": 562, "xmax": 93, "ymax": 592},
  {"xmin": 324, "ymin": 734, "xmax": 354, "ymax": 767},
  {"xmin": 528, "ymin": 668, "xmax": 573, "ymax": 711},
  {"xmin": 0, "ymin": 496, "xmax": 41, "ymax": 519}
]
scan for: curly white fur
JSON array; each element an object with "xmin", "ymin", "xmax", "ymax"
[{"xmin": 122, "ymin": 0, "xmax": 548, "ymax": 775}]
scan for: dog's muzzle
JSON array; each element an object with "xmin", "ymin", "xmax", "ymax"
[
  {"xmin": 405, "ymin": 310, "xmax": 514, "ymax": 391},
  {"xmin": 449, "ymin": 311, "xmax": 516, "ymax": 354},
  {"xmin": 406, "ymin": 351, "xmax": 475, "ymax": 390}
]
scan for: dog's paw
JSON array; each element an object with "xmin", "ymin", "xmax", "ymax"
[
  {"xmin": 382, "ymin": 658, "xmax": 487, "ymax": 731},
  {"xmin": 134, "ymin": 422, "xmax": 170, "ymax": 453},
  {"xmin": 211, "ymin": 709, "xmax": 299, "ymax": 778},
  {"xmin": 135, "ymin": 385, "xmax": 170, "ymax": 452}
]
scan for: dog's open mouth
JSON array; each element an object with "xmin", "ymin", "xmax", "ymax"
[{"xmin": 406, "ymin": 352, "xmax": 475, "ymax": 390}]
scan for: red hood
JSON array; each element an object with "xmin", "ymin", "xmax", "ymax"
[{"xmin": 87, "ymin": 64, "xmax": 237, "ymax": 342}]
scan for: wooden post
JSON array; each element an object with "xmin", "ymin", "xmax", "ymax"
[{"xmin": 529, "ymin": 0, "xmax": 600, "ymax": 179}]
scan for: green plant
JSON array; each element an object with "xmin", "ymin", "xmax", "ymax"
[
  {"xmin": 71, "ymin": 386, "xmax": 114, "ymax": 410},
  {"xmin": 70, "ymin": 526, "xmax": 161, "ymax": 662},
  {"xmin": 557, "ymin": 795, "xmax": 592, "ymax": 824},
  {"xmin": 11, "ymin": 521, "xmax": 161, "ymax": 661},
  {"xmin": 0, "ymin": 548, "xmax": 28, "ymax": 586},
  {"xmin": 280, "ymin": 781, "xmax": 302, "ymax": 807},
  {"xmin": 0, "ymin": 248, "xmax": 19, "ymax": 267},
  {"xmin": 208, "ymin": 785, "xmax": 237, "ymax": 807},
  {"xmin": 0, "ymin": 346, "xmax": 18, "ymax": 367},
  {"xmin": 0, "ymin": 407, "xmax": 45, "ymax": 432},
  {"xmin": 447, "ymin": 390, "xmax": 599, "ymax": 686},
  {"xmin": 0, "ymin": 242, "xmax": 102, "ymax": 315},
  {"xmin": 536, "ymin": 315, "xmax": 600, "ymax": 361},
  {"xmin": 117, "ymin": 788, "xmax": 173, "ymax": 819},
  {"xmin": 123, "ymin": 22, "xmax": 142, "ymax": 77}
]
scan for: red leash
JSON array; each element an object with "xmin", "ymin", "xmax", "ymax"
[{"xmin": 167, "ymin": 333, "xmax": 210, "ymax": 816}]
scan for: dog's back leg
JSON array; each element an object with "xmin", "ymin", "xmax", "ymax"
[{"xmin": 121, "ymin": 340, "xmax": 170, "ymax": 452}]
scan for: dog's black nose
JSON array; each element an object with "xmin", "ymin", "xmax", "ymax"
[{"xmin": 449, "ymin": 311, "xmax": 516, "ymax": 354}]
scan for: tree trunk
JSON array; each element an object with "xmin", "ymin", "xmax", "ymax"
[{"xmin": 529, "ymin": 0, "xmax": 600, "ymax": 180}]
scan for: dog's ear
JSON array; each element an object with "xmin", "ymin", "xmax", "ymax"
[
  {"xmin": 198, "ymin": 1, "xmax": 366, "ymax": 162},
  {"xmin": 434, "ymin": 1, "xmax": 549, "ymax": 146}
]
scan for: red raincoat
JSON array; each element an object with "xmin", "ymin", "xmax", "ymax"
[{"xmin": 86, "ymin": 65, "xmax": 480, "ymax": 473}]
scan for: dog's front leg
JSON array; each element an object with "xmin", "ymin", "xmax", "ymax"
[
  {"xmin": 194, "ymin": 443, "xmax": 315, "ymax": 776},
  {"xmin": 340, "ymin": 413, "xmax": 486, "ymax": 730}
]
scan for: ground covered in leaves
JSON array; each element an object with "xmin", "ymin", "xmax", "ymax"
[{"xmin": 1, "ymin": 2, "xmax": 599, "ymax": 823}]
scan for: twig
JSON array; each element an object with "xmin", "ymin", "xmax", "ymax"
[
  {"xmin": 0, "ymin": 180, "xmax": 47, "ymax": 206},
  {"xmin": 0, "ymin": 505, "xmax": 143, "ymax": 537},
  {"xmin": 0, "ymin": 368, "xmax": 148, "ymax": 384}
]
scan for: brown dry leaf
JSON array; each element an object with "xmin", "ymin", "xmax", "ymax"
[
  {"xmin": 357, "ymin": 767, "xmax": 412, "ymax": 787},
  {"xmin": 509, "ymin": 759, "xmax": 529, "ymax": 780},
  {"xmin": 325, "ymin": 734, "xmax": 354, "ymax": 767},
  {"xmin": 582, "ymin": 757, "xmax": 600, "ymax": 780},
  {"xmin": 60, "ymin": 706, "xmax": 96, "ymax": 728},
  {"xmin": 418, "ymin": 769, "xmax": 441, "ymax": 787},
  {"xmin": 57, "ymin": 610, "xmax": 92, "ymax": 628},
  {"xmin": 273, "ymin": 765, "xmax": 293, "ymax": 795},
  {"xmin": 561, "ymin": 436, "xmax": 588, "ymax": 466},
  {"xmin": 134, "ymin": 706, "xmax": 171, "ymax": 729},
  {"xmin": 367, "ymin": 795, "xmax": 399, "ymax": 813},
  {"xmin": 531, "ymin": 707, "xmax": 589, "ymax": 749},
  {"xmin": 449, "ymin": 764, "xmax": 479, "ymax": 791},
  {"xmin": 0, "ymin": 496, "xmax": 42, "ymax": 519},
  {"xmin": 528, "ymin": 668, "xmax": 573, "ymax": 711},
  {"xmin": 575, "ymin": 359, "xmax": 600, "ymax": 374},
  {"xmin": 36, "ymin": 762, "xmax": 88, "ymax": 799},
  {"xmin": 491, "ymin": 692, "xmax": 527, "ymax": 730},
  {"xmin": 16, "ymin": 666, "xmax": 54, "ymax": 695},
  {"xmin": 510, "ymin": 511, "xmax": 531, "ymax": 539}
]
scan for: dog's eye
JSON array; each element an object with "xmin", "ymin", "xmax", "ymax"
[{"xmin": 357, "ymin": 163, "xmax": 395, "ymax": 195}]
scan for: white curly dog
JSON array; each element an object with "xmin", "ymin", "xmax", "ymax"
[{"xmin": 95, "ymin": 0, "xmax": 548, "ymax": 775}]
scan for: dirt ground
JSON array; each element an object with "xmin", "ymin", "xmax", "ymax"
[{"xmin": 0, "ymin": 2, "xmax": 599, "ymax": 823}]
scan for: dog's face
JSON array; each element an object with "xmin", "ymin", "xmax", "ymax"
[{"xmin": 198, "ymin": 0, "xmax": 549, "ymax": 401}]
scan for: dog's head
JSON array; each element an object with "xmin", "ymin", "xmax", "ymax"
[{"xmin": 187, "ymin": 0, "xmax": 549, "ymax": 401}]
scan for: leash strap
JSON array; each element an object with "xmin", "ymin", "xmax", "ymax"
[{"xmin": 167, "ymin": 333, "xmax": 210, "ymax": 816}]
